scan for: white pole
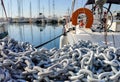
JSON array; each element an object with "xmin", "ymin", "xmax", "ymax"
[{"xmin": 71, "ymin": 0, "xmax": 76, "ymax": 16}]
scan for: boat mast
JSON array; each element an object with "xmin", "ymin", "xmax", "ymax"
[
  {"xmin": 67, "ymin": 8, "xmax": 70, "ymax": 23},
  {"xmin": 8, "ymin": 1, "xmax": 10, "ymax": 17},
  {"xmin": 48, "ymin": 0, "xmax": 51, "ymax": 16},
  {"xmin": 53, "ymin": 0, "xmax": 55, "ymax": 17},
  {"xmin": 29, "ymin": 0, "xmax": 32, "ymax": 22},
  {"xmin": 71, "ymin": 0, "xmax": 76, "ymax": 16},
  {"xmin": 30, "ymin": 0, "xmax": 32, "ymax": 18},
  {"xmin": 43, "ymin": 6, "xmax": 44, "ymax": 15},
  {"xmin": 21, "ymin": 0, "xmax": 23, "ymax": 17},
  {"xmin": 2, "ymin": 6, "xmax": 4, "ymax": 18},
  {"xmin": 17, "ymin": 0, "xmax": 21, "ymax": 18},
  {"xmin": 10, "ymin": 0, "xmax": 12, "ymax": 18},
  {"xmin": 38, "ymin": 0, "xmax": 40, "ymax": 13}
]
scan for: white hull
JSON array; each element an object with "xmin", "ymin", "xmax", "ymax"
[
  {"xmin": 60, "ymin": 25, "xmax": 120, "ymax": 48},
  {"xmin": 67, "ymin": 29, "xmax": 120, "ymax": 47}
]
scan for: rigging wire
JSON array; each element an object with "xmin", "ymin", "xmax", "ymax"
[
  {"xmin": 1, "ymin": 0, "xmax": 7, "ymax": 19},
  {"xmin": 10, "ymin": 0, "xmax": 12, "ymax": 17}
]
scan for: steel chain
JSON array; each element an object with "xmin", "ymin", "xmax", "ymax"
[{"xmin": 0, "ymin": 37, "xmax": 119, "ymax": 81}]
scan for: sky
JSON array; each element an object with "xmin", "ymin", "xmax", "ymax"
[{"xmin": 0, "ymin": 0, "xmax": 120, "ymax": 18}]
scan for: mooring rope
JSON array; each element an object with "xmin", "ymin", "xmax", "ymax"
[
  {"xmin": 35, "ymin": 29, "xmax": 69, "ymax": 48},
  {"xmin": 35, "ymin": 34, "xmax": 63, "ymax": 48}
]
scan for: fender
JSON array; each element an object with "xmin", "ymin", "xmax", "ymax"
[{"xmin": 72, "ymin": 8, "xmax": 94, "ymax": 28}]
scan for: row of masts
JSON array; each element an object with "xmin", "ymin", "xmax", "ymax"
[
  {"xmin": 6, "ymin": 0, "xmax": 55, "ymax": 19},
  {"xmin": 2, "ymin": 0, "xmax": 65, "ymax": 24}
]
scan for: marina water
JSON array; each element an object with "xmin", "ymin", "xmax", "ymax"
[{"xmin": 7, "ymin": 23, "xmax": 63, "ymax": 49}]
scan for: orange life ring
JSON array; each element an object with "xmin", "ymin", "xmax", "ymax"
[{"xmin": 72, "ymin": 8, "xmax": 94, "ymax": 28}]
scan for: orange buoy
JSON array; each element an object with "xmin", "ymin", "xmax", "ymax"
[{"xmin": 72, "ymin": 8, "xmax": 94, "ymax": 28}]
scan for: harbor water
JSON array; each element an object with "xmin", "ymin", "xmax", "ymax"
[{"xmin": 7, "ymin": 23, "xmax": 63, "ymax": 49}]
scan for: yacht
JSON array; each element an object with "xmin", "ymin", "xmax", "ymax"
[
  {"xmin": 47, "ymin": 15, "xmax": 58, "ymax": 24},
  {"xmin": 60, "ymin": 0, "xmax": 120, "ymax": 48},
  {"xmin": 35, "ymin": 13, "xmax": 47, "ymax": 24},
  {"xmin": 10, "ymin": 17, "xmax": 30, "ymax": 23}
]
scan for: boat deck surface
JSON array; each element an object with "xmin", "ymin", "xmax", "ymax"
[{"xmin": 67, "ymin": 30, "xmax": 120, "ymax": 48}]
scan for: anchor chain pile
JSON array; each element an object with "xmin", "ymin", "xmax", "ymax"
[{"xmin": 0, "ymin": 37, "xmax": 120, "ymax": 82}]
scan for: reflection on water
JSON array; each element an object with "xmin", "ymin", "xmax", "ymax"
[
  {"xmin": 7, "ymin": 23, "xmax": 63, "ymax": 49},
  {"xmin": 35, "ymin": 23, "xmax": 46, "ymax": 31}
]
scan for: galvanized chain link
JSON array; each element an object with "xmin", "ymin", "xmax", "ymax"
[{"xmin": 0, "ymin": 37, "xmax": 120, "ymax": 81}]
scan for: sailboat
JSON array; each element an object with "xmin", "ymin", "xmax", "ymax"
[
  {"xmin": 47, "ymin": 0, "xmax": 58, "ymax": 24},
  {"xmin": 35, "ymin": 13, "xmax": 47, "ymax": 24},
  {"xmin": 0, "ymin": 0, "xmax": 8, "ymax": 39},
  {"xmin": 0, "ymin": 24, "xmax": 8, "ymax": 39},
  {"xmin": 35, "ymin": 0, "xmax": 47, "ymax": 24},
  {"xmin": 60, "ymin": 0, "xmax": 120, "ymax": 48}
]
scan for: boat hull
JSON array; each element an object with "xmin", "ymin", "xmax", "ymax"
[
  {"xmin": 0, "ymin": 24, "xmax": 8, "ymax": 39},
  {"xmin": 60, "ymin": 27, "xmax": 120, "ymax": 48}
]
